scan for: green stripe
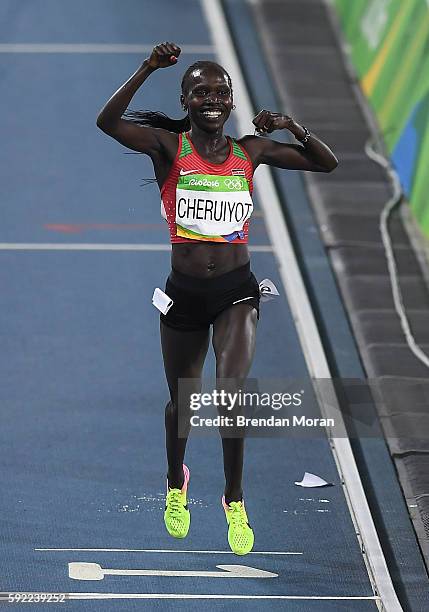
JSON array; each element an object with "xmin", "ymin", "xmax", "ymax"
[
  {"xmin": 179, "ymin": 133, "xmax": 193, "ymax": 158},
  {"xmin": 178, "ymin": 174, "xmax": 249, "ymax": 192},
  {"xmin": 232, "ymin": 139, "xmax": 248, "ymax": 161}
]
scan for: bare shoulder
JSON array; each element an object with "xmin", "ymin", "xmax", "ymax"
[
  {"xmin": 235, "ymin": 134, "xmax": 261, "ymax": 154},
  {"xmin": 151, "ymin": 127, "xmax": 180, "ymax": 160},
  {"xmin": 98, "ymin": 120, "xmax": 179, "ymax": 160},
  {"xmin": 235, "ymin": 134, "xmax": 268, "ymax": 168}
]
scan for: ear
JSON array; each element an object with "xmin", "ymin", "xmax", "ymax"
[{"xmin": 180, "ymin": 94, "xmax": 187, "ymax": 111}]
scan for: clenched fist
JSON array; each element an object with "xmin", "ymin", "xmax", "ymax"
[
  {"xmin": 147, "ymin": 42, "xmax": 181, "ymax": 69},
  {"xmin": 252, "ymin": 110, "xmax": 294, "ymax": 135}
]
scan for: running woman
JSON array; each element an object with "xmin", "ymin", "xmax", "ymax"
[{"xmin": 96, "ymin": 42, "xmax": 338, "ymax": 555}]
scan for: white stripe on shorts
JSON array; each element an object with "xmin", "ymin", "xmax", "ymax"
[{"xmin": 232, "ymin": 296, "xmax": 254, "ymax": 305}]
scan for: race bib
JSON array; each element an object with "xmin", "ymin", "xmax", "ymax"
[{"xmin": 175, "ymin": 174, "xmax": 254, "ymax": 241}]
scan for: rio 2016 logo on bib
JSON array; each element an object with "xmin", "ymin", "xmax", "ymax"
[{"xmin": 188, "ymin": 177, "xmax": 220, "ymax": 188}]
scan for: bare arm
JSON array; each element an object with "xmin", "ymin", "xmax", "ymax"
[
  {"xmin": 96, "ymin": 42, "xmax": 181, "ymax": 155},
  {"xmin": 242, "ymin": 110, "xmax": 338, "ymax": 172}
]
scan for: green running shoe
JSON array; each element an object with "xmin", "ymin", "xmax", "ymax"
[
  {"xmin": 222, "ymin": 495, "xmax": 254, "ymax": 555},
  {"xmin": 164, "ymin": 464, "xmax": 190, "ymax": 539}
]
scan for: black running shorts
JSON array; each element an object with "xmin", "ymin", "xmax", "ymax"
[{"xmin": 159, "ymin": 261, "xmax": 260, "ymax": 332}]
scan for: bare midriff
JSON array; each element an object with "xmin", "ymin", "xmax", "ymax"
[{"xmin": 171, "ymin": 242, "xmax": 249, "ymax": 278}]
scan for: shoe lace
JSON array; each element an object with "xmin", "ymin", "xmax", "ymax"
[
  {"xmin": 167, "ymin": 489, "xmax": 183, "ymax": 517},
  {"xmin": 228, "ymin": 501, "xmax": 247, "ymax": 528}
]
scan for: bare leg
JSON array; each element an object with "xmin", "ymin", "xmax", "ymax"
[
  {"xmin": 160, "ymin": 320, "xmax": 210, "ymax": 489},
  {"xmin": 212, "ymin": 304, "xmax": 258, "ymax": 503}
]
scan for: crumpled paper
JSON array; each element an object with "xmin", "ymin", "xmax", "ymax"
[{"xmin": 294, "ymin": 472, "xmax": 334, "ymax": 488}]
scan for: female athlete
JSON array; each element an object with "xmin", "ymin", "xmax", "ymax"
[{"xmin": 96, "ymin": 42, "xmax": 338, "ymax": 555}]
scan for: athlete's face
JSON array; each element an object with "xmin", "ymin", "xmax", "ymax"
[{"xmin": 182, "ymin": 67, "xmax": 233, "ymax": 132}]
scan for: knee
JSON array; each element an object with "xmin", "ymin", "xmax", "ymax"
[
  {"xmin": 165, "ymin": 399, "xmax": 177, "ymax": 418},
  {"xmin": 165, "ymin": 398, "xmax": 191, "ymax": 419},
  {"xmin": 216, "ymin": 348, "xmax": 254, "ymax": 381}
]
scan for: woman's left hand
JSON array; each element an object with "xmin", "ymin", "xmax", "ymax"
[{"xmin": 252, "ymin": 110, "xmax": 295, "ymax": 135}]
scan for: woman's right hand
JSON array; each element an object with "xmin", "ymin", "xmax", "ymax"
[{"xmin": 147, "ymin": 42, "xmax": 181, "ymax": 69}]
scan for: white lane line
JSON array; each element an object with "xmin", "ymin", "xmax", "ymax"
[
  {"xmin": 69, "ymin": 562, "xmax": 278, "ymax": 580},
  {"xmin": 202, "ymin": 1, "xmax": 402, "ymax": 611},
  {"xmin": 0, "ymin": 243, "xmax": 273, "ymax": 252},
  {"xmin": 0, "ymin": 243, "xmax": 170, "ymax": 251},
  {"xmin": 35, "ymin": 548, "xmax": 302, "ymax": 555},
  {"xmin": 0, "ymin": 592, "xmax": 381, "ymax": 601},
  {"xmin": 0, "ymin": 44, "xmax": 215, "ymax": 54}
]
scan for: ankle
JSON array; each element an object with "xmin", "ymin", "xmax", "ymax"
[
  {"xmin": 224, "ymin": 491, "xmax": 243, "ymax": 505},
  {"xmin": 167, "ymin": 470, "xmax": 184, "ymax": 490}
]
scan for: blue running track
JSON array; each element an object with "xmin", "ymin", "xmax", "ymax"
[{"xmin": 0, "ymin": 1, "xmax": 382, "ymax": 609}]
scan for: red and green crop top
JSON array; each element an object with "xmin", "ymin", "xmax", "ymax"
[{"xmin": 160, "ymin": 132, "xmax": 255, "ymax": 243}]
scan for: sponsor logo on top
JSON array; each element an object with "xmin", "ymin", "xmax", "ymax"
[{"xmin": 179, "ymin": 168, "xmax": 199, "ymax": 176}]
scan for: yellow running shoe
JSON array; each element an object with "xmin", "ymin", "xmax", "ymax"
[
  {"xmin": 222, "ymin": 495, "xmax": 254, "ymax": 555},
  {"xmin": 164, "ymin": 464, "xmax": 190, "ymax": 539}
]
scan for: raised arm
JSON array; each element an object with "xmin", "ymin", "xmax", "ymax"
[
  {"xmin": 240, "ymin": 110, "xmax": 338, "ymax": 172},
  {"xmin": 96, "ymin": 42, "xmax": 181, "ymax": 155}
]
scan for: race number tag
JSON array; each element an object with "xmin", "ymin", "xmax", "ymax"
[
  {"xmin": 152, "ymin": 288, "xmax": 173, "ymax": 315},
  {"xmin": 175, "ymin": 174, "xmax": 253, "ymax": 239}
]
